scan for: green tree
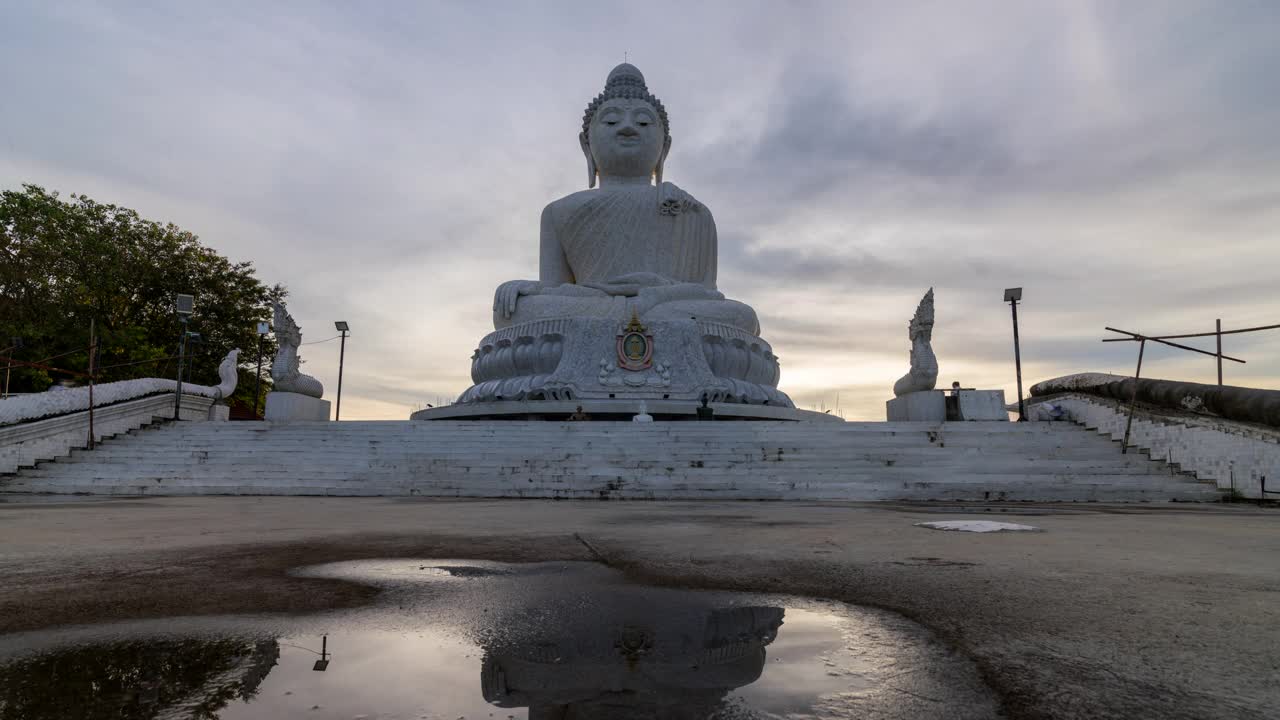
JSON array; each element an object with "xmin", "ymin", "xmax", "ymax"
[{"xmin": 0, "ymin": 184, "xmax": 284, "ymax": 412}]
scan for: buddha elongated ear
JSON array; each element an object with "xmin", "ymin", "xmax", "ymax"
[
  {"xmin": 579, "ymin": 132, "xmax": 597, "ymax": 189},
  {"xmin": 654, "ymin": 135, "xmax": 672, "ymax": 188}
]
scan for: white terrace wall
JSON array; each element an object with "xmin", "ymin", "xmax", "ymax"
[
  {"xmin": 1031, "ymin": 393, "xmax": 1280, "ymax": 499},
  {"xmin": 0, "ymin": 394, "xmax": 222, "ymax": 474}
]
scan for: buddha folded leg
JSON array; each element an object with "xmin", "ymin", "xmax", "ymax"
[
  {"xmin": 496, "ymin": 277, "xmax": 759, "ymax": 336},
  {"xmin": 493, "ymin": 282, "xmax": 619, "ymax": 330},
  {"xmin": 641, "ymin": 298, "xmax": 760, "ymax": 335},
  {"xmin": 631, "ymin": 282, "xmax": 760, "ymax": 335}
]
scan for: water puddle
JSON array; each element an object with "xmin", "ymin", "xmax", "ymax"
[{"xmin": 0, "ymin": 561, "xmax": 1000, "ymax": 719}]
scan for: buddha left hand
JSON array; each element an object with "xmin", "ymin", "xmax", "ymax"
[{"xmin": 493, "ymin": 280, "xmax": 542, "ymax": 320}]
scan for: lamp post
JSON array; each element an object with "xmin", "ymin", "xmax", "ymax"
[
  {"xmin": 254, "ymin": 321, "xmax": 270, "ymax": 419},
  {"xmin": 1004, "ymin": 287, "xmax": 1026, "ymax": 422},
  {"xmin": 334, "ymin": 321, "xmax": 349, "ymax": 421},
  {"xmin": 174, "ymin": 294, "xmax": 194, "ymax": 420},
  {"xmin": 184, "ymin": 332, "xmax": 201, "ymax": 384},
  {"xmin": 2, "ymin": 336, "xmax": 21, "ymax": 399}
]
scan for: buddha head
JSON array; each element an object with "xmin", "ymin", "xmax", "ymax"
[{"xmin": 580, "ymin": 63, "xmax": 672, "ymax": 188}]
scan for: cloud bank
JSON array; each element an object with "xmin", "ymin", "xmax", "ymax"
[{"xmin": 3, "ymin": 0, "xmax": 1277, "ymax": 419}]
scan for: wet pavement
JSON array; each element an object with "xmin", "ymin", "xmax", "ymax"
[
  {"xmin": 0, "ymin": 560, "xmax": 1000, "ymax": 719},
  {"xmin": 1, "ymin": 497, "xmax": 1277, "ymax": 720}
]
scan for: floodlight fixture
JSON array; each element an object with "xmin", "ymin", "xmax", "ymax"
[
  {"xmin": 1003, "ymin": 287, "xmax": 1022, "ymax": 303},
  {"xmin": 257, "ymin": 321, "xmax": 271, "ymax": 335},
  {"xmin": 175, "ymin": 294, "xmax": 195, "ymax": 317},
  {"xmin": 334, "ymin": 321, "xmax": 349, "ymax": 332}
]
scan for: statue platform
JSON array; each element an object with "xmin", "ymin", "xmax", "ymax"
[
  {"xmin": 431, "ymin": 317, "xmax": 793, "ymax": 419},
  {"xmin": 412, "ymin": 398, "xmax": 839, "ymax": 422},
  {"xmin": 265, "ymin": 392, "xmax": 331, "ymax": 422},
  {"xmin": 887, "ymin": 390, "xmax": 1009, "ymax": 422}
]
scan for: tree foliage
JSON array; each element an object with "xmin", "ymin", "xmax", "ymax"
[{"xmin": 0, "ymin": 184, "xmax": 283, "ymax": 410}]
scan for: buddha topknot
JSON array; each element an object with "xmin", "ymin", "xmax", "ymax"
[{"xmin": 581, "ymin": 63, "xmax": 670, "ymax": 142}]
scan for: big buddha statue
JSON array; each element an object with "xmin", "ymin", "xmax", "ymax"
[{"xmin": 417, "ymin": 63, "xmax": 796, "ymax": 418}]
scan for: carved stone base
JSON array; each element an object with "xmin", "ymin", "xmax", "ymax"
[
  {"xmin": 955, "ymin": 390, "xmax": 1009, "ymax": 421},
  {"xmin": 265, "ymin": 392, "xmax": 331, "ymax": 422},
  {"xmin": 886, "ymin": 391, "xmax": 946, "ymax": 422},
  {"xmin": 886, "ymin": 390, "xmax": 1010, "ymax": 421},
  {"xmin": 447, "ymin": 317, "xmax": 794, "ymax": 409}
]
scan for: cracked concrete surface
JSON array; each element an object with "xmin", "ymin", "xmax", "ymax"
[{"xmin": 0, "ymin": 496, "xmax": 1276, "ymax": 719}]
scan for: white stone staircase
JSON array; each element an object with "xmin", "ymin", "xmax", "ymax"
[
  {"xmin": 0, "ymin": 420, "xmax": 1225, "ymax": 502},
  {"xmin": 1030, "ymin": 393, "xmax": 1279, "ymax": 499}
]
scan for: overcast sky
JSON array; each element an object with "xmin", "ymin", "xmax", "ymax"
[{"xmin": 3, "ymin": 1, "xmax": 1278, "ymax": 420}]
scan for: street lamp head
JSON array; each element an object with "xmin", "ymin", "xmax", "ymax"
[
  {"xmin": 256, "ymin": 321, "xmax": 271, "ymax": 335},
  {"xmin": 175, "ymin": 293, "xmax": 195, "ymax": 317},
  {"xmin": 334, "ymin": 321, "xmax": 350, "ymax": 332},
  {"xmin": 1003, "ymin": 287, "xmax": 1023, "ymax": 303}
]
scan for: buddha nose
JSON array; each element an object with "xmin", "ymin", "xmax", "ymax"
[{"xmin": 618, "ymin": 125, "xmax": 639, "ymax": 137}]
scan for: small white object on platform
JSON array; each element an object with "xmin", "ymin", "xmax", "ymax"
[
  {"xmin": 956, "ymin": 390, "xmax": 1008, "ymax": 421},
  {"xmin": 264, "ymin": 391, "xmax": 331, "ymax": 422},
  {"xmin": 632, "ymin": 401, "xmax": 653, "ymax": 422},
  {"xmin": 886, "ymin": 391, "xmax": 945, "ymax": 422},
  {"xmin": 915, "ymin": 520, "xmax": 1042, "ymax": 533}
]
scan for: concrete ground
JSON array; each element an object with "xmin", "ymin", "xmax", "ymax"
[{"xmin": 0, "ymin": 496, "xmax": 1276, "ymax": 720}]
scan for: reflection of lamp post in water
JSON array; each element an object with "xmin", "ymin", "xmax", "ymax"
[
  {"xmin": 281, "ymin": 634, "xmax": 331, "ymax": 671},
  {"xmin": 313, "ymin": 635, "xmax": 330, "ymax": 672}
]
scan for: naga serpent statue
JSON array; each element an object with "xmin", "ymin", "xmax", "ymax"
[
  {"xmin": 211, "ymin": 348, "xmax": 241, "ymax": 400},
  {"xmin": 893, "ymin": 288, "xmax": 938, "ymax": 397},
  {"xmin": 270, "ymin": 302, "xmax": 324, "ymax": 398}
]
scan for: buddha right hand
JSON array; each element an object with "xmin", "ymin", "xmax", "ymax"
[{"xmin": 494, "ymin": 280, "xmax": 541, "ymax": 319}]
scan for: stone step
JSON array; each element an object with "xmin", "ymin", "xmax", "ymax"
[
  {"xmin": 135, "ymin": 434, "xmax": 1105, "ymax": 447},
  {"xmin": 3, "ymin": 419, "xmax": 1223, "ymax": 502},
  {"xmin": 1, "ymin": 477, "xmax": 1220, "ymax": 502},
  {"xmin": 27, "ymin": 456, "xmax": 1172, "ymax": 476},
  {"xmin": 54, "ymin": 443, "xmax": 1139, "ymax": 459}
]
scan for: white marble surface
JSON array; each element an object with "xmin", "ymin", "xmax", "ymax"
[
  {"xmin": 893, "ymin": 289, "xmax": 937, "ymax": 397},
  {"xmin": 452, "ymin": 317, "xmax": 791, "ymax": 408},
  {"xmin": 1029, "ymin": 372, "xmax": 1128, "ymax": 395},
  {"xmin": 1028, "ymin": 392, "xmax": 1279, "ymax": 499},
  {"xmin": 271, "ymin": 302, "xmax": 324, "ymax": 398},
  {"xmin": 264, "ymin": 391, "xmax": 331, "ymax": 422},
  {"xmin": 5, "ymin": 421, "xmax": 1222, "ymax": 502},
  {"xmin": 460, "ymin": 64, "xmax": 792, "ymax": 411},
  {"xmin": 0, "ymin": 350, "xmax": 238, "ymax": 428},
  {"xmin": 916, "ymin": 520, "xmax": 1042, "ymax": 533},
  {"xmin": 956, "ymin": 390, "xmax": 1009, "ymax": 421},
  {"xmin": 886, "ymin": 391, "xmax": 946, "ymax": 422},
  {"xmin": 412, "ymin": 399, "xmax": 838, "ymax": 422}
]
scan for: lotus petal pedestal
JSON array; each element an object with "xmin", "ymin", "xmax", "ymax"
[{"xmin": 413, "ymin": 317, "xmax": 798, "ymax": 421}]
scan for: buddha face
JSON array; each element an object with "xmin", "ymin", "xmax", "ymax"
[{"xmin": 584, "ymin": 98, "xmax": 669, "ymax": 180}]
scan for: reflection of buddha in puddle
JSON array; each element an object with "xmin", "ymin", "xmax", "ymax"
[
  {"xmin": 480, "ymin": 604, "xmax": 783, "ymax": 719},
  {"xmin": 491, "ymin": 63, "xmax": 761, "ymax": 336}
]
